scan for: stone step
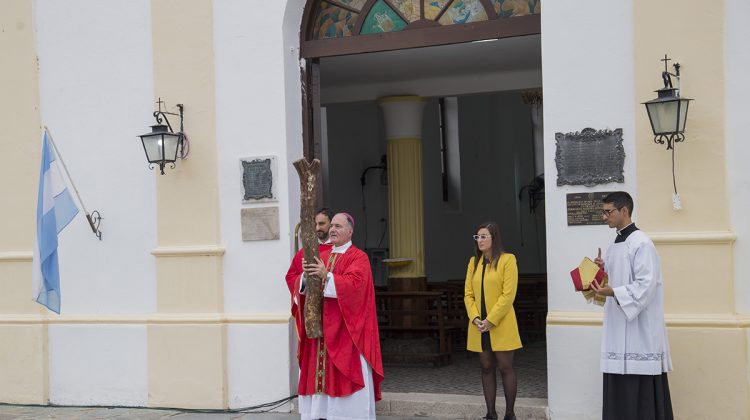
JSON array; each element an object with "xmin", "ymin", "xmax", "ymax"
[{"xmin": 376, "ymin": 392, "xmax": 549, "ymax": 419}]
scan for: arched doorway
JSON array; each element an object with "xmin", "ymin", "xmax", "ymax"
[{"xmin": 295, "ymin": 0, "xmax": 547, "ymax": 414}]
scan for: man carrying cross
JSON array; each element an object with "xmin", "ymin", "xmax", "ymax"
[{"xmin": 292, "ymin": 212, "xmax": 384, "ymax": 420}]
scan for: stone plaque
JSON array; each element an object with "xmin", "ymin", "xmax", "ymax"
[
  {"xmin": 241, "ymin": 207, "xmax": 279, "ymax": 241},
  {"xmin": 241, "ymin": 157, "xmax": 276, "ymax": 202},
  {"xmin": 555, "ymin": 128, "xmax": 625, "ymax": 186},
  {"xmin": 567, "ymin": 192, "xmax": 614, "ymax": 226}
]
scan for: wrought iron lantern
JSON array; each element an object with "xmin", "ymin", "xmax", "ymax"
[
  {"xmin": 643, "ymin": 55, "xmax": 693, "ymax": 150},
  {"xmin": 642, "ymin": 55, "xmax": 694, "ymax": 210},
  {"xmin": 138, "ymin": 99, "xmax": 189, "ymax": 174}
]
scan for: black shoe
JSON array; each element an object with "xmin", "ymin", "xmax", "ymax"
[
  {"xmin": 483, "ymin": 415, "xmax": 498, "ymax": 420},
  {"xmin": 502, "ymin": 415, "xmax": 516, "ymax": 420}
]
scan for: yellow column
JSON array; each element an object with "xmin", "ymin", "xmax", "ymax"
[
  {"xmin": 379, "ymin": 96, "xmax": 426, "ymax": 287},
  {"xmin": 148, "ymin": 0, "xmax": 225, "ymax": 409},
  {"xmin": 634, "ymin": 1, "xmax": 748, "ymax": 418},
  {"xmin": 0, "ymin": 0, "xmax": 48, "ymax": 404}
]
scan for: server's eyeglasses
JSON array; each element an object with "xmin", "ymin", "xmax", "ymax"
[{"xmin": 602, "ymin": 208, "xmax": 620, "ymax": 216}]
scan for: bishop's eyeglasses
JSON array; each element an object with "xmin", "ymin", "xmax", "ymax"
[{"xmin": 473, "ymin": 234, "xmax": 492, "ymax": 241}]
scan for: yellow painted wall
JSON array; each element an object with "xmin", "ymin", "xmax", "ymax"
[
  {"xmin": 148, "ymin": 0, "xmax": 225, "ymax": 407},
  {"xmin": 635, "ymin": 1, "xmax": 727, "ymax": 231},
  {"xmin": 0, "ymin": 0, "xmax": 48, "ymax": 404},
  {"xmin": 654, "ymin": 238, "xmax": 735, "ymax": 314},
  {"xmin": 0, "ymin": 0, "xmax": 40, "ymax": 252},
  {"xmin": 635, "ymin": 0, "xmax": 748, "ymax": 417},
  {"xmin": 148, "ymin": 325, "xmax": 226, "ymax": 408}
]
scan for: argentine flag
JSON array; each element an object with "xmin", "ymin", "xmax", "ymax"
[{"xmin": 31, "ymin": 131, "xmax": 79, "ymax": 313}]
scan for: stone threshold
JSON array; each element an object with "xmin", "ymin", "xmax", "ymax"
[{"xmin": 376, "ymin": 392, "xmax": 549, "ymax": 419}]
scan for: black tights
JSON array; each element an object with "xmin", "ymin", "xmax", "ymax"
[{"xmin": 479, "ymin": 350, "xmax": 516, "ymax": 419}]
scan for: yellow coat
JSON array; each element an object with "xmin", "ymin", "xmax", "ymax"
[{"xmin": 464, "ymin": 253, "xmax": 522, "ymax": 352}]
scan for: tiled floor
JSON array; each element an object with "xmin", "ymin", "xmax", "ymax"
[{"xmin": 380, "ymin": 340, "xmax": 547, "ymax": 398}]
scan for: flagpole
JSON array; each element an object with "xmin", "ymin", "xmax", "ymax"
[{"xmin": 43, "ymin": 126, "xmax": 103, "ymax": 240}]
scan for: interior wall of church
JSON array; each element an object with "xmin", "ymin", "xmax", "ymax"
[
  {"xmin": 442, "ymin": 93, "xmax": 546, "ymax": 277},
  {"xmin": 322, "ymin": 69, "xmax": 542, "ymax": 105},
  {"xmin": 322, "ymin": 101, "xmax": 390, "ymax": 268},
  {"xmin": 323, "ymin": 91, "xmax": 545, "ymax": 284}
]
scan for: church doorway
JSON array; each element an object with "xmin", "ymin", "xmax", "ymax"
[{"xmin": 298, "ymin": 0, "xmax": 547, "ymax": 403}]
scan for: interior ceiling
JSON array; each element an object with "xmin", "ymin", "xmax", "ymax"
[{"xmin": 320, "ymin": 34, "xmax": 541, "ymax": 89}]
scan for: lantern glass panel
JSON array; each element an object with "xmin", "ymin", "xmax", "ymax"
[
  {"xmin": 646, "ymin": 100, "xmax": 679, "ymax": 135},
  {"xmin": 677, "ymin": 99, "xmax": 689, "ymax": 132},
  {"xmin": 142, "ymin": 134, "xmax": 165, "ymax": 163},
  {"xmin": 163, "ymin": 133, "xmax": 180, "ymax": 162}
]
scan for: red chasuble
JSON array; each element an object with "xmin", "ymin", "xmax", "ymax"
[
  {"xmin": 292, "ymin": 245, "xmax": 384, "ymax": 401},
  {"xmin": 285, "ymin": 243, "xmax": 333, "ymax": 315}
]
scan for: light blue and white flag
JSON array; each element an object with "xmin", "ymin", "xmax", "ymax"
[{"xmin": 31, "ymin": 131, "xmax": 79, "ymax": 313}]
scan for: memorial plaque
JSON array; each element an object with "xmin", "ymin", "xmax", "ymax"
[
  {"xmin": 241, "ymin": 206, "xmax": 280, "ymax": 241},
  {"xmin": 555, "ymin": 128, "xmax": 625, "ymax": 186},
  {"xmin": 241, "ymin": 157, "xmax": 275, "ymax": 202},
  {"xmin": 567, "ymin": 192, "xmax": 614, "ymax": 226}
]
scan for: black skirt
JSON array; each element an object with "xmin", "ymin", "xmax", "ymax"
[{"xmin": 603, "ymin": 373, "xmax": 673, "ymax": 420}]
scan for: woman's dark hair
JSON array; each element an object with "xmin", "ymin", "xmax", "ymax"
[{"xmin": 473, "ymin": 221, "xmax": 505, "ymax": 272}]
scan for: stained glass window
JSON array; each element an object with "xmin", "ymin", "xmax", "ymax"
[
  {"xmin": 361, "ymin": 0, "xmax": 407, "ymax": 34},
  {"xmin": 308, "ymin": 0, "xmax": 540, "ymax": 40},
  {"xmin": 491, "ymin": 0, "xmax": 540, "ymax": 18},
  {"xmin": 438, "ymin": 0, "xmax": 488, "ymax": 25},
  {"xmin": 424, "ymin": 0, "xmax": 451, "ymax": 20},
  {"xmin": 312, "ymin": 2, "xmax": 360, "ymax": 39},
  {"xmin": 337, "ymin": 0, "xmax": 368, "ymax": 10},
  {"xmin": 390, "ymin": 0, "xmax": 421, "ymax": 22}
]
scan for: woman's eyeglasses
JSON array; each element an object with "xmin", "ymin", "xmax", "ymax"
[{"xmin": 473, "ymin": 234, "xmax": 491, "ymax": 241}]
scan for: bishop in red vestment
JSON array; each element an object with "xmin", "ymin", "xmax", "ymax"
[{"xmin": 294, "ymin": 213, "xmax": 383, "ymax": 420}]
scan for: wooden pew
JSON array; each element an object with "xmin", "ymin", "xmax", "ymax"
[
  {"xmin": 375, "ymin": 291, "xmax": 458, "ymax": 366},
  {"xmin": 515, "ymin": 273, "xmax": 547, "ymax": 343}
]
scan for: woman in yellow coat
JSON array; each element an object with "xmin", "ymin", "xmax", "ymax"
[{"xmin": 464, "ymin": 222, "xmax": 522, "ymax": 420}]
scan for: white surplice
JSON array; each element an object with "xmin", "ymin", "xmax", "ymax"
[{"xmin": 601, "ymin": 228, "xmax": 673, "ymax": 375}]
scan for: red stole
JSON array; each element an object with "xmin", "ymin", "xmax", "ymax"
[{"xmin": 293, "ymin": 245, "xmax": 384, "ymax": 400}]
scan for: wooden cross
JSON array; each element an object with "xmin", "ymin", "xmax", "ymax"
[{"xmin": 293, "ymin": 158, "xmax": 324, "ymax": 338}]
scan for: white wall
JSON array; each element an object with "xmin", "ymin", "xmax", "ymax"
[
  {"xmin": 541, "ymin": 0, "xmax": 635, "ymax": 418},
  {"xmin": 36, "ymin": 0, "xmax": 155, "ymax": 404},
  {"xmin": 726, "ymin": 0, "xmax": 750, "ymax": 316},
  {"xmin": 48, "ymin": 325, "xmax": 147, "ymax": 405},
  {"xmin": 546, "ymin": 326, "xmax": 601, "ymax": 419},
  {"xmin": 226, "ymin": 324, "xmax": 293, "ymax": 410},
  {"xmin": 214, "ymin": 0, "xmax": 299, "ymax": 407},
  {"xmin": 726, "ymin": 0, "xmax": 750, "ymax": 394},
  {"xmin": 541, "ymin": 2, "xmax": 636, "ymax": 311},
  {"xmin": 36, "ymin": 0, "xmax": 157, "ymax": 314}
]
